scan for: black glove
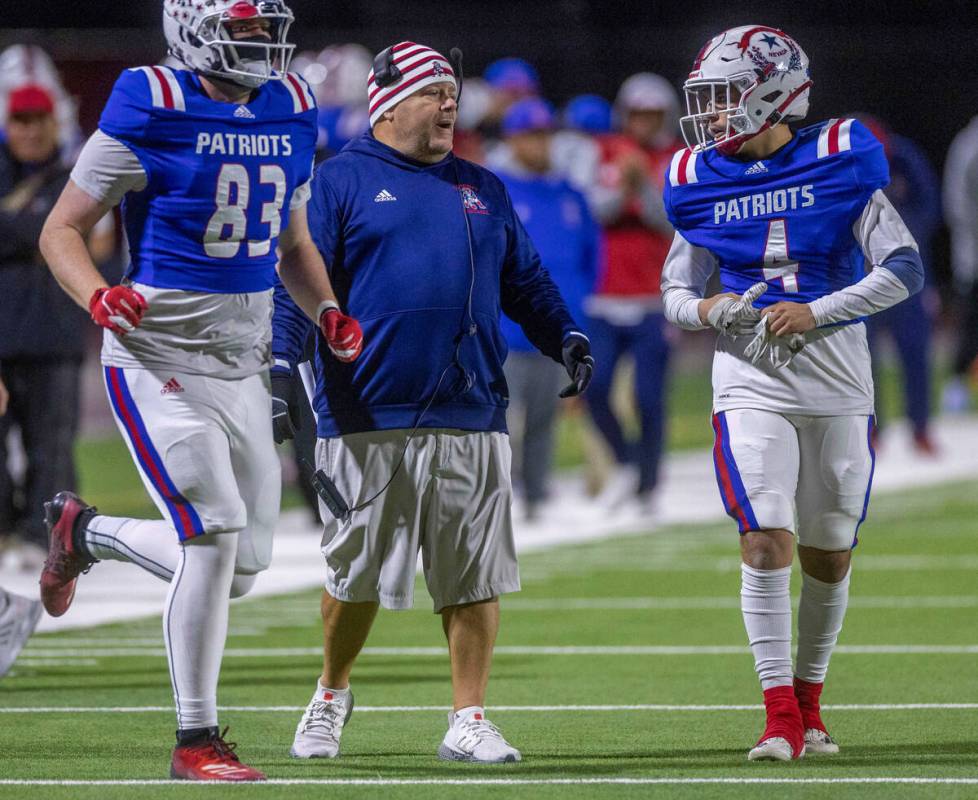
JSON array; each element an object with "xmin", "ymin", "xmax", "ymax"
[
  {"xmin": 271, "ymin": 370, "xmax": 299, "ymax": 444},
  {"xmin": 559, "ymin": 333, "xmax": 594, "ymax": 398}
]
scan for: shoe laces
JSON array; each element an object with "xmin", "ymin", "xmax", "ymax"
[
  {"xmin": 187, "ymin": 728, "xmax": 241, "ymax": 763},
  {"xmin": 454, "ymin": 715, "xmax": 506, "ymax": 752},
  {"xmin": 300, "ymin": 698, "xmax": 345, "ymax": 740},
  {"xmin": 42, "ymin": 547, "xmax": 93, "ymax": 580}
]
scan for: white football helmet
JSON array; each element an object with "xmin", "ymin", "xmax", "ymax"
[
  {"xmin": 163, "ymin": 0, "xmax": 295, "ymax": 88},
  {"xmin": 680, "ymin": 25, "xmax": 811, "ymax": 155}
]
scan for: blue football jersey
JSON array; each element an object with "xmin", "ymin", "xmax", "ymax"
[
  {"xmin": 663, "ymin": 118, "xmax": 889, "ymax": 309},
  {"xmin": 99, "ymin": 66, "xmax": 318, "ymax": 293}
]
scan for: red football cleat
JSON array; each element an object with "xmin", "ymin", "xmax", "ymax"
[
  {"xmin": 795, "ymin": 677, "xmax": 840, "ymax": 754},
  {"xmin": 39, "ymin": 492, "xmax": 96, "ymax": 617},
  {"xmin": 171, "ymin": 729, "xmax": 266, "ymax": 781},
  {"xmin": 748, "ymin": 684, "xmax": 805, "ymax": 761}
]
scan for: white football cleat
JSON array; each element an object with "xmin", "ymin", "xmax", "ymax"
[
  {"xmin": 438, "ymin": 707, "xmax": 521, "ymax": 763},
  {"xmin": 804, "ymin": 728, "xmax": 840, "ymax": 754},
  {"xmin": 290, "ymin": 683, "xmax": 353, "ymax": 758},
  {"xmin": 0, "ymin": 589, "xmax": 43, "ymax": 678},
  {"xmin": 748, "ymin": 736, "xmax": 804, "ymax": 762}
]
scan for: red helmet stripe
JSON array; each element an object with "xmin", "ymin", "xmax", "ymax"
[{"xmin": 737, "ymin": 26, "xmax": 792, "ymax": 51}]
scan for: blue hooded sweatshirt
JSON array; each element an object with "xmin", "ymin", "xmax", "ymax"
[{"xmin": 272, "ymin": 132, "xmax": 582, "ymax": 438}]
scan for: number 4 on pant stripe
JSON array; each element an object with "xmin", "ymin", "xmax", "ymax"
[{"xmin": 761, "ymin": 218, "xmax": 799, "ymax": 292}]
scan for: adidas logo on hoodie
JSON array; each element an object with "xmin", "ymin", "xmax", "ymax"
[{"xmin": 374, "ymin": 189, "xmax": 397, "ymax": 202}]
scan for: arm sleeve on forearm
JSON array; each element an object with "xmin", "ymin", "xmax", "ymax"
[
  {"xmin": 809, "ymin": 191, "xmax": 923, "ymax": 326},
  {"xmin": 660, "ymin": 231, "xmax": 716, "ymax": 330},
  {"xmin": 808, "ymin": 264, "xmax": 911, "ymax": 326},
  {"xmin": 69, "ymin": 130, "xmax": 148, "ymax": 207}
]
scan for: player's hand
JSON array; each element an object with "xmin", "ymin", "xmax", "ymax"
[
  {"xmin": 0, "ymin": 377, "xmax": 8, "ymax": 416},
  {"xmin": 559, "ymin": 333, "xmax": 594, "ymax": 398},
  {"xmin": 318, "ymin": 302, "xmax": 363, "ymax": 363},
  {"xmin": 270, "ymin": 370, "xmax": 298, "ymax": 444},
  {"xmin": 761, "ymin": 301, "xmax": 816, "ymax": 337},
  {"xmin": 89, "ymin": 285, "xmax": 148, "ymax": 335},
  {"xmin": 703, "ymin": 282, "xmax": 767, "ymax": 336},
  {"xmin": 744, "ymin": 317, "xmax": 806, "ymax": 369}
]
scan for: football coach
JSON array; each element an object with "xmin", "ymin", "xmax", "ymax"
[{"xmin": 272, "ymin": 41, "xmax": 593, "ymax": 764}]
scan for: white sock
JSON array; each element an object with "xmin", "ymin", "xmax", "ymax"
[
  {"xmin": 795, "ymin": 567, "xmax": 851, "ymax": 684},
  {"xmin": 84, "ymin": 516, "xmax": 179, "ymax": 582},
  {"xmin": 317, "ymin": 680, "xmax": 351, "ymax": 698},
  {"xmin": 163, "ymin": 533, "xmax": 238, "ymax": 731},
  {"xmin": 741, "ymin": 563, "xmax": 793, "ymax": 690}
]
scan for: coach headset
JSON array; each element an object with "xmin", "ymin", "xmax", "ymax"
[{"xmin": 311, "ymin": 45, "xmax": 481, "ymax": 521}]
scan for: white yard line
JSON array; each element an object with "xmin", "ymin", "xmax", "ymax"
[
  {"xmin": 19, "ymin": 644, "xmax": 978, "ymax": 658},
  {"xmin": 2, "ymin": 703, "xmax": 977, "ymax": 714},
  {"xmin": 1, "ymin": 778, "xmax": 977, "ymax": 786}
]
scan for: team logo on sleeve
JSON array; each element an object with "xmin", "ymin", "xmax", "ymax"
[{"xmin": 458, "ymin": 184, "xmax": 489, "ymax": 215}]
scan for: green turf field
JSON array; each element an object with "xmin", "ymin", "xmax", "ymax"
[{"xmin": 2, "ymin": 480, "xmax": 976, "ymax": 798}]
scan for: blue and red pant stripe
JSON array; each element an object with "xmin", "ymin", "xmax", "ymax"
[
  {"xmin": 104, "ymin": 367, "xmax": 204, "ymax": 540},
  {"xmin": 711, "ymin": 411, "xmax": 761, "ymax": 534}
]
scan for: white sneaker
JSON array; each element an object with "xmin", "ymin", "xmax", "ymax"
[
  {"xmin": 804, "ymin": 728, "xmax": 839, "ymax": 754},
  {"xmin": 438, "ymin": 706, "xmax": 521, "ymax": 763},
  {"xmin": 0, "ymin": 589, "xmax": 43, "ymax": 678},
  {"xmin": 290, "ymin": 683, "xmax": 353, "ymax": 758},
  {"xmin": 748, "ymin": 737, "xmax": 804, "ymax": 761}
]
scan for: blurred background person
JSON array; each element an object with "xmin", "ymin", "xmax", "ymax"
[
  {"xmin": 293, "ymin": 43, "xmax": 371, "ymax": 161},
  {"xmin": 859, "ymin": 115, "xmax": 942, "ymax": 453},
  {"xmin": 942, "ymin": 114, "xmax": 978, "ymax": 414},
  {"xmin": 0, "ymin": 44, "xmax": 83, "ymax": 159},
  {"xmin": 489, "ymin": 98, "xmax": 599, "ymax": 520},
  {"xmin": 0, "ymin": 80, "xmax": 114, "ymax": 571},
  {"xmin": 580, "ymin": 72, "xmax": 681, "ymax": 512},
  {"xmin": 553, "ymin": 93, "xmax": 612, "ymax": 194},
  {"xmin": 479, "ymin": 57, "xmax": 541, "ymax": 160}
]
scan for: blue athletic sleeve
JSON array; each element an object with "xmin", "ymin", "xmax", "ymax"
[
  {"xmin": 271, "ymin": 277, "xmax": 314, "ymax": 374},
  {"xmin": 499, "ymin": 186, "xmax": 579, "ymax": 363},
  {"xmin": 307, "ymin": 161, "xmax": 344, "ymax": 270},
  {"xmin": 849, "ymin": 119, "xmax": 890, "ymax": 195},
  {"xmin": 98, "ymin": 68, "xmax": 154, "ymax": 147},
  {"xmin": 882, "ymin": 246, "xmax": 924, "ymax": 296}
]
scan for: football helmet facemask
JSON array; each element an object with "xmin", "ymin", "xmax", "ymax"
[
  {"xmin": 680, "ymin": 25, "xmax": 811, "ymax": 155},
  {"xmin": 163, "ymin": 0, "xmax": 295, "ymax": 89}
]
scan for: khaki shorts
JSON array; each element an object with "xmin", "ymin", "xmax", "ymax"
[{"xmin": 316, "ymin": 429, "xmax": 519, "ymax": 611}]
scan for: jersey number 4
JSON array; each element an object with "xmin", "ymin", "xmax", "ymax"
[
  {"xmin": 761, "ymin": 219, "xmax": 799, "ymax": 292},
  {"xmin": 204, "ymin": 164, "xmax": 286, "ymax": 259}
]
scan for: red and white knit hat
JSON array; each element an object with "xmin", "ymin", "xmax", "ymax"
[{"xmin": 367, "ymin": 42, "xmax": 457, "ymax": 128}]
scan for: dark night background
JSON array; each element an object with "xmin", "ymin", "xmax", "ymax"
[
  {"xmin": 5, "ymin": 1, "xmax": 972, "ymax": 287},
  {"xmin": 2, "ymin": 2, "xmax": 974, "ymax": 170}
]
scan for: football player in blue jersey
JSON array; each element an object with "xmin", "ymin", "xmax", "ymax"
[
  {"xmin": 660, "ymin": 26, "xmax": 923, "ymax": 762},
  {"xmin": 36, "ymin": 0, "xmax": 361, "ymax": 781}
]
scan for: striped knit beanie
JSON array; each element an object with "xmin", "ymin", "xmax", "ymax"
[{"xmin": 367, "ymin": 42, "xmax": 457, "ymax": 128}]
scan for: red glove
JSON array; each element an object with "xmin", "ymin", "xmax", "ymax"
[
  {"xmin": 89, "ymin": 286, "xmax": 148, "ymax": 335},
  {"xmin": 318, "ymin": 301, "xmax": 363, "ymax": 363}
]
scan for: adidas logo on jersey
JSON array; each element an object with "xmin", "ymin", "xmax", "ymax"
[
  {"xmin": 233, "ymin": 105, "xmax": 256, "ymax": 119},
  {"xmin": 161, "ymin": 378, "xmax": 185, "ymax": 395},
  {"xmin": 374, "ymin": 189, "xmax": 397, "ymax": 202},
  {"xmin": 745, "ymin": 161, "xmax": 768, "ymax": 175}
]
